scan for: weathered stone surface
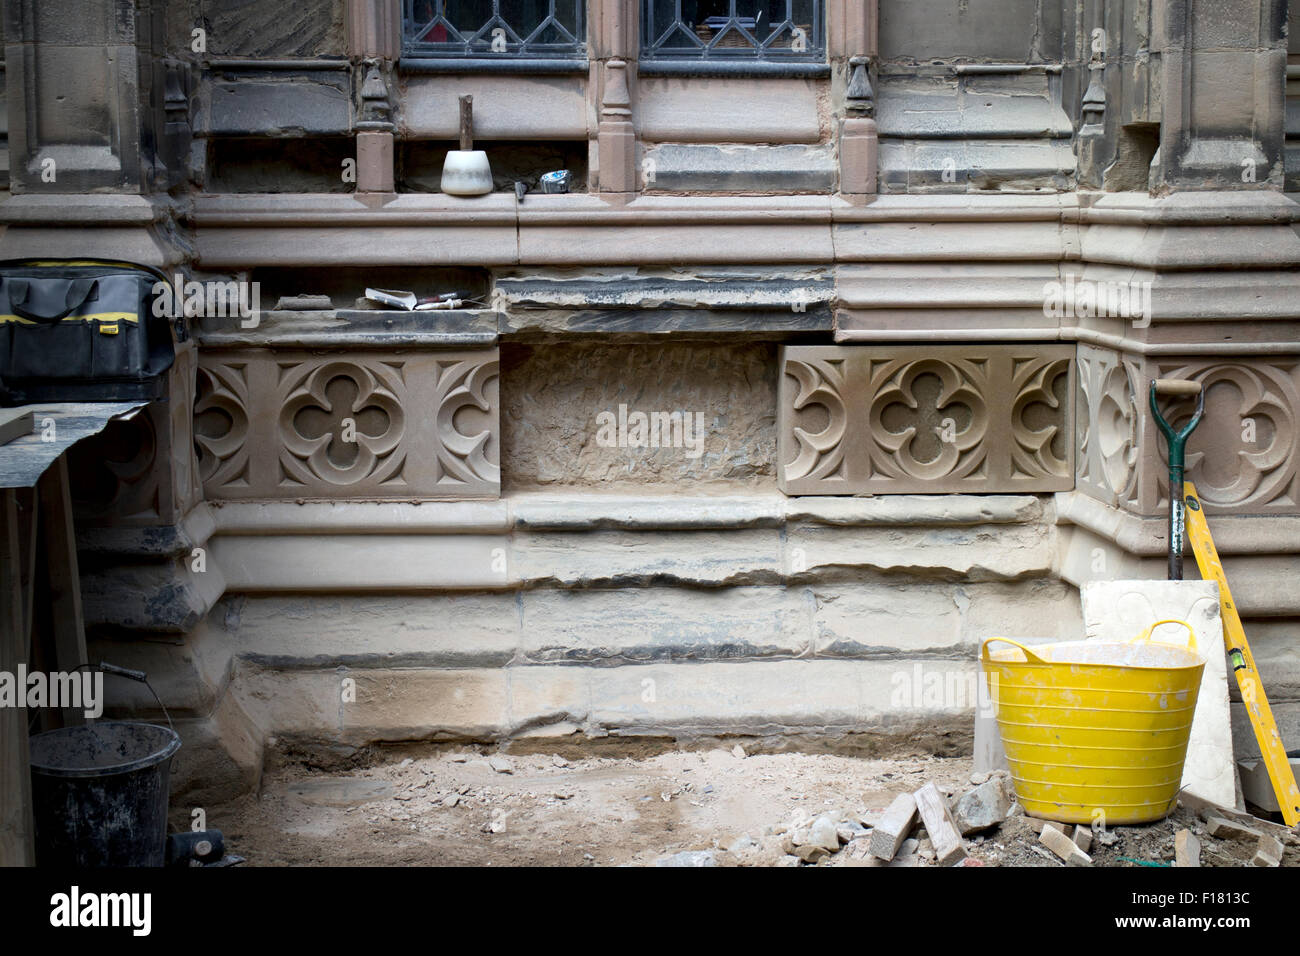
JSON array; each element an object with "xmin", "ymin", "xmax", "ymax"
[
  {"xmin": 787, "ymin": 522, "xmax": 1056, "ymax": 581},
  {"xmin": 879, "ymin": 0, "xmax": 1061, "ymax": 62},
  {"xmin": 92, "ymin": 618, "xmax": 233, "ymax": 718},
  {"xmin": 953, "ymin": 776, "xmax": 1011, "ymax": 835},
  {"xmin": 79, "ymin": 558, "xmax": 227, "ymax": 633},
  {"xmin": 203, "ymin": 71, "xmax": 351, "ymax": 136},
  {"xmin": 1253, "ymin": 833, "xmax": 1284, "ymax": 867},
  {"xmin": 1040, "ymin": 822, "xmax": 1092, "ymax": 866},
  {"xmin": 520, "ymin": 587, "xmax": 811, "ymax": 663},
  {"xmin": 501, "ymin": 342, "xmax": 775, "ymax": 489},
  {"xmin": 170, "ymin": 0, "xmax": 345, "ymax": 57},
  {"xmin": 168, "ymin": 687, "xmax": 264, "ymax": 810},
  {"xmin": 221, "ymin": 594, "xmax": 520, "ymax": 669},
  {"xmin": 402, "ymin": 74, "xmax": 588, "ymax": 140},
  {"xmin": 642, "ymin": 143, "xmax": 836, "ymax": 193},
  {"xmin": 236, "ymin": 658, "xmax": 981, "ymax": 749},
  {"xmin": 495, "ymin": 266, "xmax": 834, "ymax": 312},
  {"xmin": 1175, "ymin": 829, "xmax": 1202, "ymax": 867},
  {"xmin": 637, "ymin": 76, "xmax": 823, "ymax": 144}
]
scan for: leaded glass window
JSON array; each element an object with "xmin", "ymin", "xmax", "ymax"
[
  {"xmin": 404, "ymin": 0, "xmax": 585, "ymax": 58},
  {"xmin": 642, "ymin": 0, "xmax": 824, "ymax": 62}
]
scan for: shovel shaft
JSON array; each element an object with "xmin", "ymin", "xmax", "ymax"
[{"xmin": 1148, "ymin": 380, "xmax": 1205, "ymax": 581}]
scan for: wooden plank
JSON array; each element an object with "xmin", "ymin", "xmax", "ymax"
[
  {"xmin": 912, "ymin": 783, "xmax": 967, "ymax": 866},
  {"xmin": 868, "ymin": 792, "xmax": 917, "ymax": 861},
  {"xmin": 0, "ymin": 410, "xmax": 33, "ymax": 447},
  {"xmin": 36, "ymin": 457, "xmax": 88, "ymax": 727},
  {"xmin": 0, "ymin": 489, "xmax": 35, "ymax": 866}
]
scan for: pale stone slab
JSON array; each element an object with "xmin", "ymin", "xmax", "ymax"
[{"xmin": 1081, "ymin": 580, "xmax": 1238, "ymax": 809}]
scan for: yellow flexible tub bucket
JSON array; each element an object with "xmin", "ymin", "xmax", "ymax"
[{"xmin": 981, "ymin": 619, "xmax": 1205, "ymax": 826}]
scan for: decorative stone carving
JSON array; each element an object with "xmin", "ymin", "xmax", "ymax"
[
  {"xmin": 196, "ymin": 349, "xmax": 500, "ymax": 500},
  {"xmin": 598, "ymin": 58, "xmax": 636, "ymax": 194},
  {"xmin": 195, "ymin": 358, "xmax": 252, "ymax": 489},
  {"xmin": 839, "ymin": 54, "xmax": 878, "ymax": 198},
  {"xmin": 356, "ymin": 58, "xmax": 392, "ymax": 130},
  {"xmin": 69, "ymin": 343, "xmax": 202, "ymax": 525},
  {"xmin": 1075, "ymin": 344, "xmax": 1141, "ymax": 508},
  {"xmin": 278, "ymin": 359, "xmax": 406, "ymax": 490},
  {"xmin": 1146, "ymin": 359, "xmax": 1300, "ymax": 514},
  {"xmin": 1080, "ymin": 24, "xmax": 1106, "ymax": 130},
  {"xmin": 779, "ymin": 345, "xmax": 1074, "ymax": 495}
]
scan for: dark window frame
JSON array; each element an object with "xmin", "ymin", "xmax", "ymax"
[
  {"xmin": 401, "ymin": 0, "xmax": 588, "ymax": 74},
  {"xmin": 639, "ymin": 0, "xmax": 828, "ymax": 77}
]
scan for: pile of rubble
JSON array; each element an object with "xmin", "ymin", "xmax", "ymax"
[{"xmin": 653, "ymin": 770, "xmax": 1299, "ymax": 868}]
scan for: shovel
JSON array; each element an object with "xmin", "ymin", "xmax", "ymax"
[{"xmin": 1148, "ymin": 378, "xmax": 1205, "ymax": 580}]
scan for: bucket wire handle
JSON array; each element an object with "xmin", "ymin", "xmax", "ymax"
[
  {"xmin": 981, "ymin": 637, "xmax": 1047, "ymax": 664},
  {"xmin": 1130, "ymin": 618, "xmax": 1198, "ymax": 655}
]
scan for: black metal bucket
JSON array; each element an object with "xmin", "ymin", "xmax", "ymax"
[{"xmin": 28, "ymin": 721, "xmax": 181, "ymax": 867}]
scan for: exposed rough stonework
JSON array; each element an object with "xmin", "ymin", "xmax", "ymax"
[
  {"xmin": 167, "ymin": 0, "xmax": 345, "ymax": 58},
  {"xmin": 500, "ymin": 343, "xmax": 777, "ymax": 489}
]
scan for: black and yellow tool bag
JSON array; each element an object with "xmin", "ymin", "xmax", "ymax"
[{"xmin": 0, "ymin": 260, "xmax": 180, "ymax": 406}]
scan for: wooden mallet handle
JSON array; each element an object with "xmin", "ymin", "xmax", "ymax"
[
  {"xmin": 1153, "ymin": 378, "xmax": 1201, "ymax": 398},
  {"xmin": 459, "ymin": 95, "xmax": 473, "ymax": 152}
]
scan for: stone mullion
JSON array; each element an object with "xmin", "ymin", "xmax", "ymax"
[
  {"xmin": 833, "ymin": 0, "xmax": 877, "ymax": 201},
  {"xmin": 595, "ymin": 0, "xmax": 637, "ymax": 196},
  {"xmin": 349, "ymin": 0, "xmax": 399, "ymax": 196}
]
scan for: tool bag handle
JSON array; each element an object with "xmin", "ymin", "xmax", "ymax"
[
  {"xmin": 1129, "ymin": 618, "xmax": 1198, "ymax": 654},
  {"xmin": 5, "ymin": 277, "xmax": 99, "ymax": 324},
  {"xmin": 981, "ymin": 637, "xmax": 1047, "ymax": 664}
]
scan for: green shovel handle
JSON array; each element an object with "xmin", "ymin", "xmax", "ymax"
[{"xmin": 1148, "ymin": 380, "xmax": 1205, "ymax": 466}]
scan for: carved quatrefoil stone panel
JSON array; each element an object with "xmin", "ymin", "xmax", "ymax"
[
  {"xmin": 1144, "ymin": 359, "xmax": 1300, "ymax": 515},
  {"xmin": 195, "ymin": 348, "xmax": 500, "ymax": 500},
  {"xmin": 1075, "ymin": 344, "xmax": 1141, "ymax": 508},
  {"xmin": 779, "ymin": 344, "xmax": 1075, "ymax": 495}
]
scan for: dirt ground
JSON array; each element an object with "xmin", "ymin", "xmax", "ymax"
[{"xmin": 211, "ymin": 746, "xmax": 1298, "ymax": 867}]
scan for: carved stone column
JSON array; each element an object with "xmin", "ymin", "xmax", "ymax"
[
  {"xmin": 597, "ymin": 59, "xmax": 637, "ymax": 196},
  {"xmin": 839, "ymin": 57, "xmax": 878, "ymax": 200},
  {"xmin": 348, "ymin": 0, "xmax": 400, "ymax": 197},
  {"xmin": 594, "ymin": 0, "xmax": 638, "ymax": 197},
  {"xmin": 835, "ymin": 0, "xmax": 877, "ymax": 202},
  {"xmin": 356, "ymin": 58, "xmax": 395, "ymax": 194}
]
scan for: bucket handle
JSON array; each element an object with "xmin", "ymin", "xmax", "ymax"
[
  {"xmin": 980, "ymin": 637, "xmax": 1047, "ymax": 665},
  {"xmin": 1129, "ymin": 618, "xmax": 1198, "ymax": 654}
]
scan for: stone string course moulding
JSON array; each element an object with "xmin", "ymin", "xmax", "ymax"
[
  {"xmin": 195, "ymin": 349, "xmax": 500, "ymax": 500},
  {"xmin": 778, "ymin": 344, "xmax": 1074, "ymax": 495}
]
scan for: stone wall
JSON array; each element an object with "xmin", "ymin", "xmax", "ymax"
[{"xmin": 3, "ymin": 0, "xmax": 1300, "ymax": 805}]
